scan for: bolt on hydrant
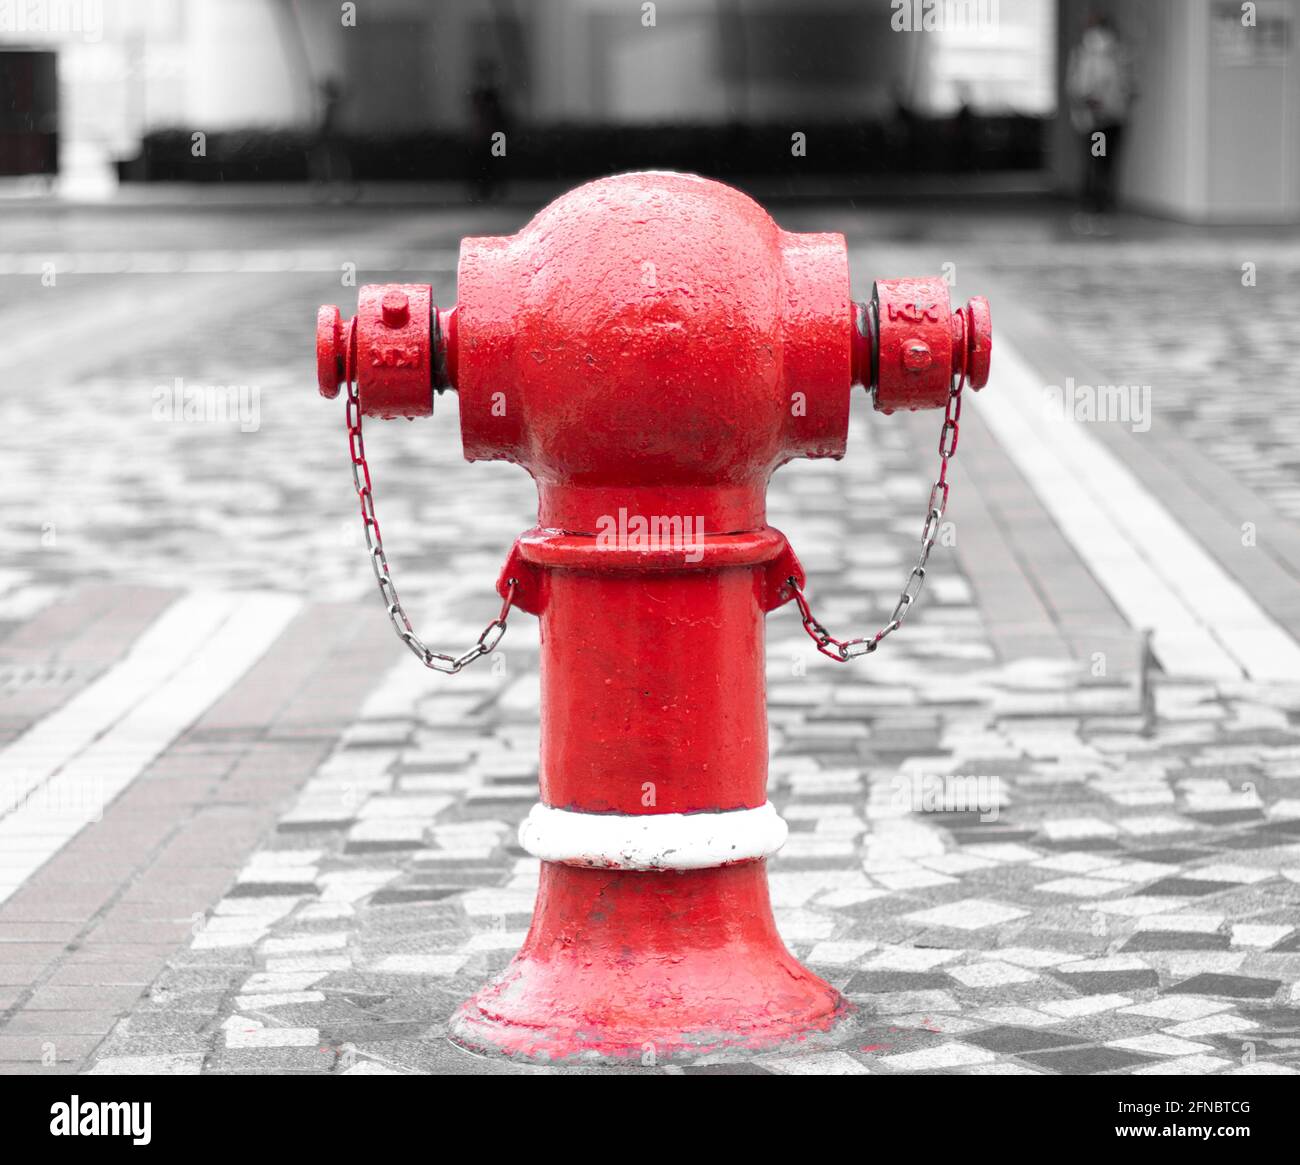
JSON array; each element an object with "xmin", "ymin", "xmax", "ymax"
[{"xmin": 316, "ymin": 172, "xmax": 991, "ymax": 1064}]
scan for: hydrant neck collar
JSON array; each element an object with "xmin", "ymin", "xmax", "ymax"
[{"xmin": 538, "ymin": 482, "xmax": 767, "ymax": 537}]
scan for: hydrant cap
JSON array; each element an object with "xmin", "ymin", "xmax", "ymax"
[
  {"xmin": 964, "ymin": 295, "xmax": 992, "ymax": 390},
  {"xmin": 316, "ymin": 304, "xmax": 344, "ymax": 398}
]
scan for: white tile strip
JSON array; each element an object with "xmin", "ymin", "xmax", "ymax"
[
  {"xmin": 0, "ymin": 592, "xmax": 241, "ymax": 820},
  {"xmin": 976, "ymin": 341, "xmax": 1300, "ymax": 681},
  {"xmin": 0, "ymin": 591, "xmax": 302, "ymax": 904}
]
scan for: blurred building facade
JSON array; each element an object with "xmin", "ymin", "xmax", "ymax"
[{"xmin": 1, "ymin": 0, "xmax": 1296, "ymax": 220}]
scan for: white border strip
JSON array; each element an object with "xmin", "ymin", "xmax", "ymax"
[
  {"xmin": 518, "ymin": 802, "xmax": 788, "ymax": 871},
  {"xmin": 0, "ymin": 591, "xmax": 302, "ymax": 905},
  {"xmin": 0, "ymin": 591, "xmax": 242, "ymax": 820},
  {"xmin": 978, "ymin": 341, "xmax": 1300, "ymax": 682}
]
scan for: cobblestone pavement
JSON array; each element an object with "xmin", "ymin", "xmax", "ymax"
[
  {"xmin": 98, "ymin": 697, "xmax": 1300, "ymax": 1076},
  {"xmin": 80, "ymin": 405, "xmax": 1300, "ymax": 1075},
  {"xmin": 1, "ymin": 206, "xmax": 521, "ymax": 606},
  {"xmin": 2, "ymin": 199, "xmax": 1299, "ymax": 1075}
]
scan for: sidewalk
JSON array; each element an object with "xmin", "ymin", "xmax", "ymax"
[
  {"xmin": 72, "ymin": 399, "xmax": 1300, "ymax": 1076},
  {"xmin": 1, "ymin": 202, "xmax": 1298, "ymax": 1074}
]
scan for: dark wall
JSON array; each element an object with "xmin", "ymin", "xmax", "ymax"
[{"xmin": 0, "ymin": 50, "xmax": 58, "ymax": 177}]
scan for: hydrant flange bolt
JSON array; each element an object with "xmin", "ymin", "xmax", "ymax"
[
  {"xmin": 381, "ymin": 290, "xmax": 410, "ymax": 328},
  {"xmin": 902, "ymin": 338, "xmax": 932, "ymax": 371}
]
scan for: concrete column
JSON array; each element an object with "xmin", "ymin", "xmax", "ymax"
[{"xmin": 183, "ymin": 0, "xmax": 310, "ymax": 127}]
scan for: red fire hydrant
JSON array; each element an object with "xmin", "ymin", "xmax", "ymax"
[{"xmin": 317, "ymin": 172, "xmax": 990, "ymax": 1063}]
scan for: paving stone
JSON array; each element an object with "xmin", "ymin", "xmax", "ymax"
[
  {"xmin": 369, "ymin": 954, "xmax": 467, "ymax": 976},
  {"xmin": 86, "ymin": 1052, "xmax": 205, "ymax": 1075},
  {"xmin": 340, "ymin": 1059, "xmax": 411, "ymax": 1075},
  {"xmin": 859, "ymin": 945, "xmax": 962, "ymax": 972},
  {"xmin": 260, "ymin": 933, "xmax": 348, "ymax": 956},
  {"xmin": 1019, "ymin": 1046, "xmax": 1158, "ymax": 1074},
  {"xmin": 205, "ymin": 1046, "xmax": 336, "ymax": 1073},
  {"xmin": 766, "ymin": 1051, "xmax": 871, "ymax": 1075},
  {"xmin": 1119, "ymin": 996, "xmax": 1234, "ymax": 1021},
  {"xmin": 901, "ymin": 899, "xmax": 1029, "ymax": 930},
  {"xmin": 862, "ymin": 989, "xmax": 960, "ymax": 1015},
  {"xmin": 1132, "ymin": 1054, "xmax": 1234, "ymax": 1075},
  {"xmin": 1135, "ymin": 912, "xmax": 1226, "ymax": 933},
  {"xmin": 1050, "ymin": 968, "xmax": 1160, "ymax": 995},
  {"xmin": 878, "ymin": 1042, "xmax": 996, "ymax": 1071},
  {"xmin": 970, "ymin": 1006, "xmax": 1059, "ymax": 1028},
  {"xmin": 1163, "ymin": 1014, "xmax": 1259, "ymax": 1039},
  {"xmin": 844, "ymin": 971, "xmax": 953, "ymax": 995},
  {"xmin": 235, "ymin": 991, "xmax": 327, "ymax": 1010},
  {"xmin": 228, "ymin": 882, "xmax": 320, "ymax": 899},
  {"xmin": 1121, "ymin": 930, "xmax": 1230, "ymax": 952},
  {"xmin": 1108, "ymin": 1033, "xmax": 1215, "ymax": 1057},
  {"xmin": 1164, "ymin": 952, "xmax": 1249, "ymax": 977},
  {"xmin": 1133, "ymin": 847, "xmax": 1213, "ymax": 864},
  {"xmin": 1232, "ymin": 924, "xmax": 1293, "ymax": 948},
  {"xmin": 946, "ymin": 961, "xmax": 1040, "ymax": 988},
  {"xmin": 1143, "ymin": 877, "xmax": 1239, "ymax": 897},
  {"xmin": 1167, "ymin": 973, "xmax": 1283, "ymax": 999},
  {"xmin": 224, "ymin": 1024, "xmax": 320, "ymax": 1049}
]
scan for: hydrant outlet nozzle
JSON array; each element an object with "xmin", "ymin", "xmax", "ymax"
[
  {"xmin": 856, "ymin": 280, "xmax": 992, "ymax": 412},
  {"xmin": 315, "ymin": 285, "xmax": 456, "ymax": 417}
]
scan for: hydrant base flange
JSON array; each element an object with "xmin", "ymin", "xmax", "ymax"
[
  {"xmin": 448, "ymin": 999, "xmax": 855, "ymax": 1067},
  {"xmin": 445, "ymin": 862, "xmax": 852, "ymax": 1065}
]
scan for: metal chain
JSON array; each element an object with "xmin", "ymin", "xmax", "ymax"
[
  {"xmin": 790, "ymin": 376, "xmax": 964, "ymax": 662},
  {"xmin": 345, "ymin": 378, "xmax": 516, "ymax": 673}
]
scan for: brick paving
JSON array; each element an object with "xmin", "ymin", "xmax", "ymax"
[
  {"xmin": 0, "ymin": 585, "xmax": 179, "ymax": 746},
  {"xmin": 0, "ymin": 597, "xmax": 393, "ymax": 1072},
  {"xmin": 0, "ymin": 200, "xmax": 1298, "ymax": 1074}
]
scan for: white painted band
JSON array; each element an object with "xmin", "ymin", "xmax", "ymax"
[{"xmin": 518, "ymin": 801, "xmax": 788, "ymax": 871}]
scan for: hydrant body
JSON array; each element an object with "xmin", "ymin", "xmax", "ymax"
[{"xmin": 317, "ymin": 172, "xmax": 990, "ymax": 1064}]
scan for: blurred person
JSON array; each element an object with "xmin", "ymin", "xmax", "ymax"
[
  {"xmin": 309, "ymin": 77, "xmax": 358, "ymax": 204},
  {"xmin": 953, "ymin": 84, "xmax": 978, "ymax": 173},
  {"xmin": 1066, "ymin": 13, "xmax": 1134, "ymax": 234},
  {"xmin": 889, "ymin": 81, "xmax": 918, "ymax": 154},
  {"xmin": 469, "ymin": 58, "xmax": 509, "ymax": 202}
]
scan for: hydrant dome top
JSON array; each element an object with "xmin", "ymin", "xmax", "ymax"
[
  {"xmin": 454, "ymin": 170, "xmax": 855, "ymax": 529},
  {"xmin": 504, "ymin": 170, "xmax": 790, "ymax": 335},
  {"xmin": 523, "ymin": 168, "xmax": 772, "ymax": 228}
]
